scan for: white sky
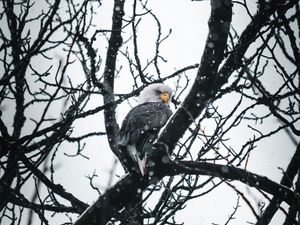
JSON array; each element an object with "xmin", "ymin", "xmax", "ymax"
[{"xmin": 1, "ymin": 0, "xmax": 297, "ymax": 224}]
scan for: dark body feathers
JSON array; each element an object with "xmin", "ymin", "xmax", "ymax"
[{"xmin": 118, "ymin": 102, "xmax": 172, "ymax": 163}]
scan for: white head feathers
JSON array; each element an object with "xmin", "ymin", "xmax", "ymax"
[{"xmin": 139, "ymin": 83, "xmax": 173, "ymax": 105}]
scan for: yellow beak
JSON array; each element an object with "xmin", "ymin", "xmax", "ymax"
[{"xmin": 160, "ymin": 92, "xmax": 170, "ymax": 104}]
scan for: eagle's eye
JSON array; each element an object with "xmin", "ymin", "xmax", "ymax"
[{"xmin": 155, "ymin": 89, "xmax": 162, "ymax": 95}]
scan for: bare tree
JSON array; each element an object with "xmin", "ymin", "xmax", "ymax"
[{"xmin": 0, "ymin": 0, "xmax": 299, "ymax": 225}]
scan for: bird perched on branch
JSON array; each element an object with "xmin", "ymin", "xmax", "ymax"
[{"xmin": 118, "ymin": 83, "xmax": 173, "ymax": 176}]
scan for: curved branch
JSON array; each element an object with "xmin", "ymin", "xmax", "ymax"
[
  {"xmin": 73, "ymin": 1, "xmax": 300, "ymax": 225},
  {"xmin": 167, "ymin": 161, "xmax": 296, "ymax": 206},
  {"xmin": 103, "ymin": 0, "xmax": 125, "ymax": 160},
  {"xmin": 73, "ymin": 159, "xmax": 296, "ymax": 225},
  {"xmin": 158, "ymin": 0, "xmax": 232, "ymax": 152},
  {"xmin": 20, "ymin": 154, "xmax": 88, "ymax": 213},
  {"xmin": 256, "ymin": 142, "xmax": 300, "ymax": 224},
  {"xmin": 158, "ymin": 0, "xmax": 299, "ymax": 154}
]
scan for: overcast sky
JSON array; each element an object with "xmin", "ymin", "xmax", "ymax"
[{"xmin": 5, "ymin": 0, "xmax": 296, "ymax": 224}]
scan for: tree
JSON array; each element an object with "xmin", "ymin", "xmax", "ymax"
[{"xmin": 0, "ymin": 0, "xmax": 299, "ymax": 224}]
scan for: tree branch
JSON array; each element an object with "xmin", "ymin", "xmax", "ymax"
[
  {"xmin": 20, "ymin": 154, "xmax": 88, "ymax": 213},
  {"xmin": 103, "ymin": 0, "xmax": 125, "ymax": 161},
  {"xmin": 73, "ymin": 1, "xmax": 300, "ymax": 225},
  {"xmin": 158, "ymin": 0, "xmax": 232, "ymax": 152},
  {"xmin": 167, "ymin": 161, "xmax": 296, "ymax": 206},
  {"xmin": 256, "ymin": 142, "xmax": 300, "ymax": 225},
  {"xmin": 74, "ymin": 1, "xmax": 232, "ymax": 223},
  {"xmin": 73, "ymin": 157, "xmax": 297, "ymax": 225}
]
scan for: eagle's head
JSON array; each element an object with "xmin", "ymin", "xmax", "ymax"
[{"xmin": 139, "ymin": 83, "xmax": 172, "ymax": 105}]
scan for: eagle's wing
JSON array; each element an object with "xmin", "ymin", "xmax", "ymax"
[{"xmin": 118, "ymin": 102, "xmax": 172, "ymax": 160}]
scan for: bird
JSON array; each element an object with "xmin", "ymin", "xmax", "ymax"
[{"xmin": 118, "ymin": 83, "xmax": 173, "ymax": 176}]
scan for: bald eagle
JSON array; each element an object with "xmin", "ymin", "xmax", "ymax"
[{"xmin": 118, "ymin": 83, "xmax": 173, "ymax": 176}]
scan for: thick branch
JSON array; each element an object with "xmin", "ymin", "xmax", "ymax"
[
  {"xmin": 158, "ymin": 0, "xmax": 299, "ymax": 153},
  {"xmin": 218, "ymin": 0, "xmax": 298, "ymax": 80},
  {"xmin": 73, "ymin": 1, "xmax": 300, "ymax": 225},
  {"xmin": 103, "ymin": 0, "xmax": 125, "ymax": 158},
  {"xmin": 73, "ymin": 160, "xmax": 296, "ymax": 225},
  {"xmin": 158, "ymin": 0, "xmax": 232, "ymax": 152},
  {"xmin": 256, "ymin": 142, "xmax": 300, "ymax": 225},
  {"xmin": 73, "ymin": 174, "xmax": 146, "ymax": 225},
  {"xmin": 167, "ymin": 161, "xmax": 296, "ymax": 206}
]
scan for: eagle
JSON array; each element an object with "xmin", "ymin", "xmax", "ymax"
[{"xmin": 118, "ymin": 83, "xmax": 173, "ymax": 176}]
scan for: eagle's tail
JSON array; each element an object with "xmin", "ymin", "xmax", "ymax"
[
  {"xmin": 136, "ymin": 155, "xmax": 147, "ymax": 176},
  {"xmin": 127, "ymin": 144, "xmax": 147, "ymax": 176}
]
